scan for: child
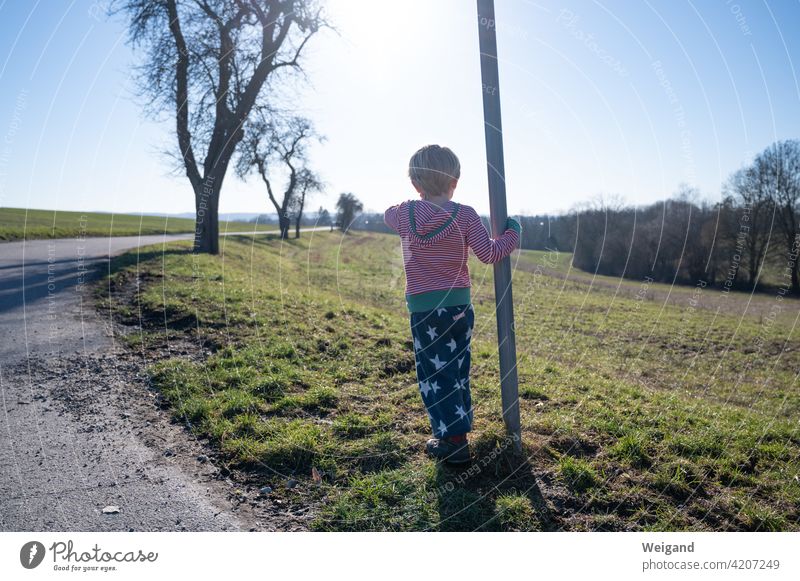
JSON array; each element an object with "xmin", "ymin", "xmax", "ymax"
[{"xmin": 384, "ymin": 144, "xmax": 520, "ymax": 464}]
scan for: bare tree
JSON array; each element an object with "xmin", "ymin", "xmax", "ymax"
[
  {"xmin": 237, "ymin": 115, "xmax": 321, "ymax": 239},
  {"xmin": 315, "ymin": 206, "xmax": 332, "ymax": 231},
  {"xmin": 288, "ymin": 168, "xmax": 324, "ymax": 238},
  {"xmin": 756, "ymin": 139, "xmax": 800, "ymax": 294},
  {"xmin": 115, "ymin": 0, "xmax": 324, "ymax": 254},
  {"xmin": 724, "ymin": 163, "xmax": 776, "ymax": 286},
  {"xmin": 335, "ymin": 192, "xmax": 363, "ymax": 233}
]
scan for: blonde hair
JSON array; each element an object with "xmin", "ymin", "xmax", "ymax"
[{"xmin": 408, "ymin": 145, "xmax": 461, "ymax": 198}]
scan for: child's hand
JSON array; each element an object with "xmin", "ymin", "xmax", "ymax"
[{"xmin": 506, "ymin": 216, "xmax": 521, "ymax": 235}]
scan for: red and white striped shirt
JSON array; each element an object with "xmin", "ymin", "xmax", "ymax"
[{"xmin": 384, "ymin": 199, "xmax": 519, "ymax": 310}]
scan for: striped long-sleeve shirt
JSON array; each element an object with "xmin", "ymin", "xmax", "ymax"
[{"xmin": 384, "ymin": 199, "xmax": 520, "ymax": 312}]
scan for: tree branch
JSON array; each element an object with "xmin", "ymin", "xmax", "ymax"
[{"xmin": 166, "ymin": 0, "xmax": 202, "ymax": 192}]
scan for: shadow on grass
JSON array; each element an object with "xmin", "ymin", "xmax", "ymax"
[
  {"xmin": 101, "ymin": 247, "xmax": 205, "ymax": 330},
  {"xmin": 226, "ymin": 234, "xmax": 305, "ymax": 248},
  {"xmin": 433, "ymin": 431, "xmax": 555, "ymax": 531},
  {"xmin": 107, "ymin": 246, "xmax": 192, "ymax": 273}
]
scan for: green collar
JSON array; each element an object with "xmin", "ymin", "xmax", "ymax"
[{"xmin": 409, "ymin": 200, "xmax": 460, "ymax": 239}]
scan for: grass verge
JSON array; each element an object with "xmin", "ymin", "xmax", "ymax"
[{"xmin": 98, "ymin": 230, "xmax": 800, "ymax": 531}]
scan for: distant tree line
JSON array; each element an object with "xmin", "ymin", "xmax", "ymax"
[{"xmin": 569, "ymin": 140, "xmax": 800, "ymax": 294}]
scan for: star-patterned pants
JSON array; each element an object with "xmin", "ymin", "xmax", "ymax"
[{"xmin": 409, "ymin": 303, "xmax": 474, "ymax": 439}]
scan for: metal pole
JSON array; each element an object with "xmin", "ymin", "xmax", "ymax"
[{"xmin": 476, "ymin": 0, "xmax": 521, "ymax": 451}]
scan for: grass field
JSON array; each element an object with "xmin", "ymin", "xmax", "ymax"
[
  {"xmin": 0, "ymin": 207, "xmax": 272, "ymax": 241},
  {"xmin": 99, "ymin": 231, "xmax": 800, "ymax": 531},
  {"xmin": 516, "ymin": 247, "xmax": 791, "ymax": 298}
]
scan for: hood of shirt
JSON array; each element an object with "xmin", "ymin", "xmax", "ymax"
[{"xmin": 406, "ymin": 200, "xmax": 461, "ymax": 247}]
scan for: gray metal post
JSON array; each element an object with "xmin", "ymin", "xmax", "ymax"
[{"xmin": 476, "ymin": 0, "xmax": 521, "ymax": 451}]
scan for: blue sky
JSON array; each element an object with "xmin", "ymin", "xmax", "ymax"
[{"xmin": 1, "ymin": 0, "xmax": 799, "ymax": 217}]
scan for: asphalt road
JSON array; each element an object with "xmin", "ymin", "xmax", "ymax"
[{"xmin": 0, "ymin": 231, "xmax": 299, "ymax": 531}]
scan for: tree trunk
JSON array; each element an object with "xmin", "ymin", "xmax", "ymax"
[
  {"xmin": 748, "ymin": 242, "xmax": 757, "ymax": 287},
  {"xmin": 295, "ymin": 193, "xmax": 306, "ymax": 239},
  {"xmin": 193, "ymin": 176, "xmax": 221, "ymax": 254},
  {"xmin": 279, "ymin": 214, "xmax": 291, "ymax": 239}
]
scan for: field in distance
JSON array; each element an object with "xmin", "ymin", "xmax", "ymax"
[{"xmin": 0, "ymin": 207, "xmax": 275, "ymax": 241}]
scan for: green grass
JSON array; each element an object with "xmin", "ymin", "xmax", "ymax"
[
  {"xmin": 558, "ymin": 456, "xmax": 600, "ymax": 492},
  {"xmin": 0, "ymin": 207, "xmax": 273, "ymax": 241},
  {"xmin": 99, "ymin": 230, "xmax": 800, "ymax": 531},
  {"xmin": 494, "ymin": 492, "xmax": 543, "ymax": 531}
]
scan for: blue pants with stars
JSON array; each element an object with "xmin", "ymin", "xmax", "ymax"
[{"xmin": 409, "ymin": 303, "xmax": 474, "ymax": 438}]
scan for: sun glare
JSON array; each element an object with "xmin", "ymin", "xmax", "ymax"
[{"xmin": 327, "ymin": 0, "xmax": 444, "ymax": 71}]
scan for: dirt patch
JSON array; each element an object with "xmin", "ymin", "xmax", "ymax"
[{"xmin": 17, "ymin": 350, "xmax": 314, "ymax": 531}]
